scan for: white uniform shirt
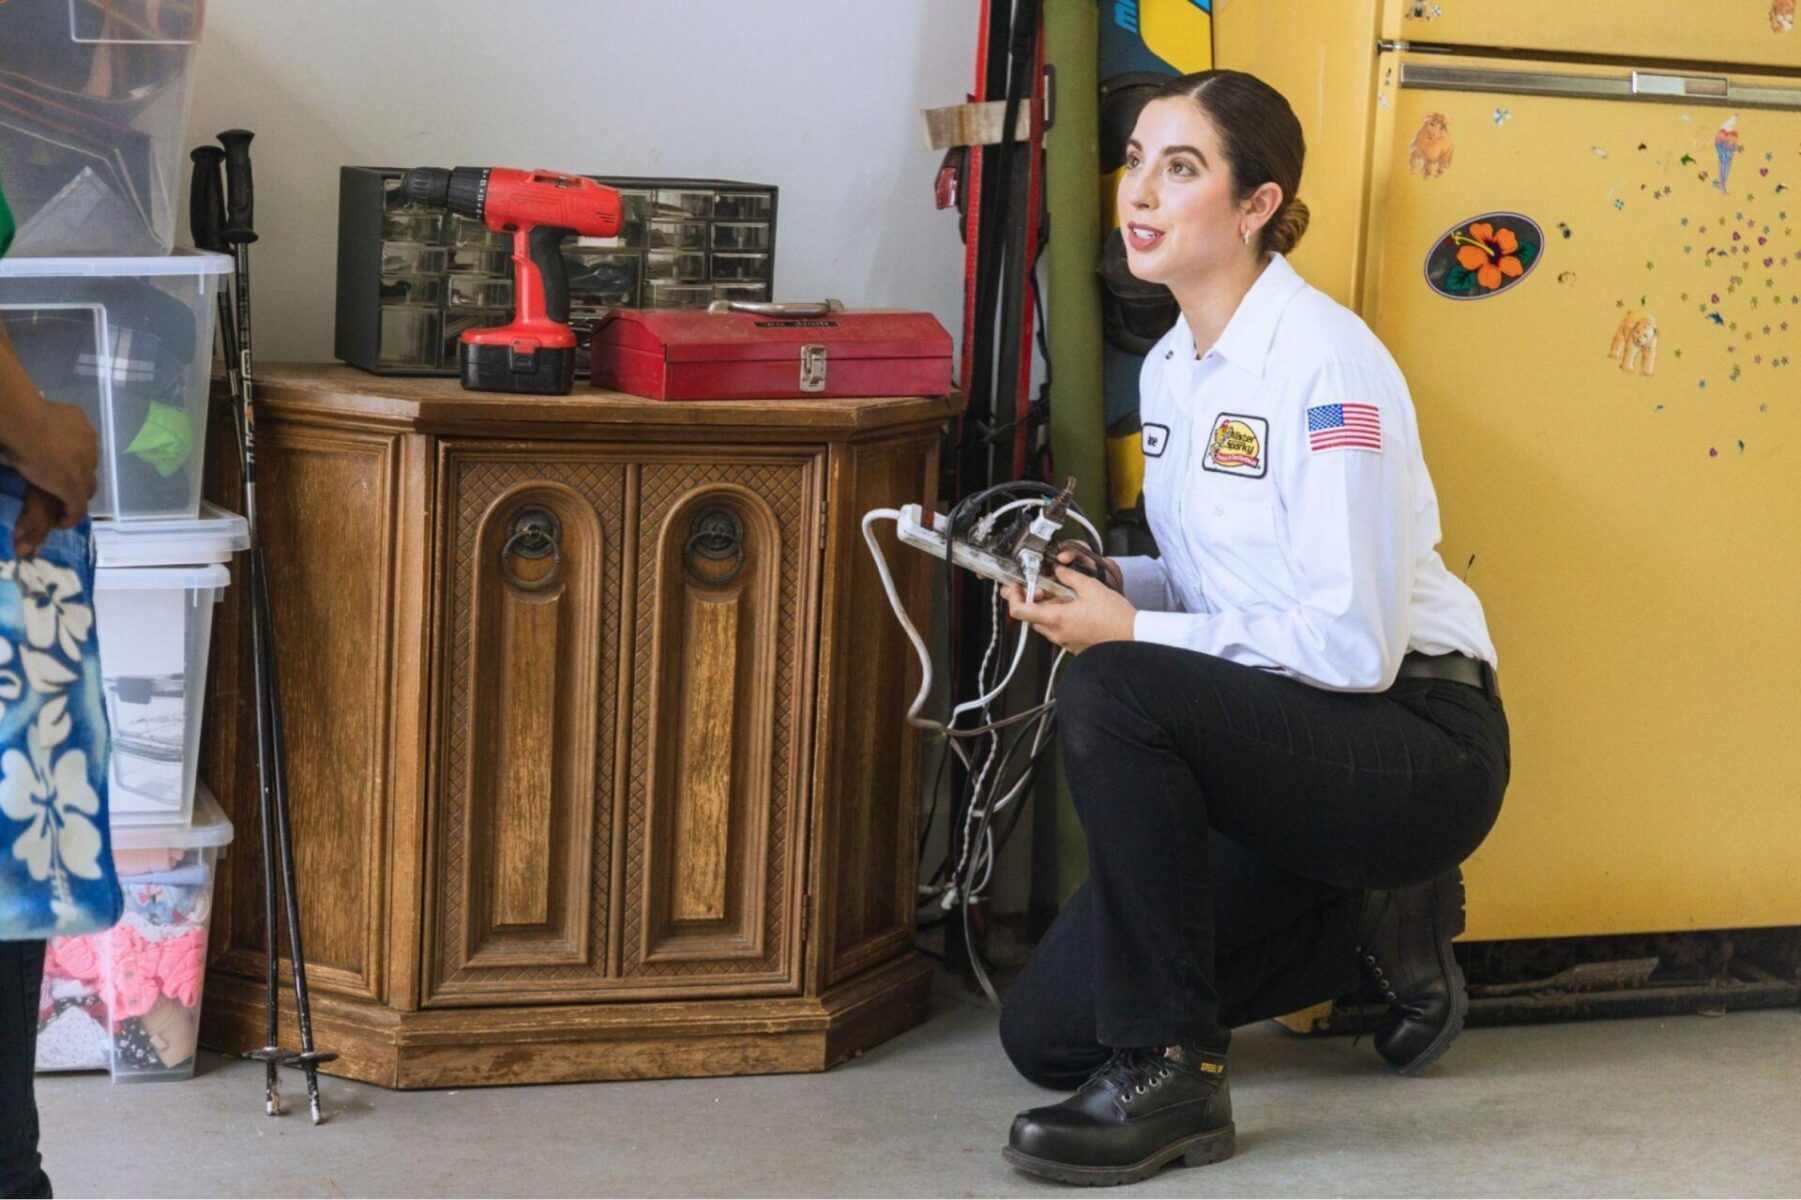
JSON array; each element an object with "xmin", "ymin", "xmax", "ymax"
[{"xmin": 1117, "ymin": 252, "xmax": 1497, "ymax": 692}]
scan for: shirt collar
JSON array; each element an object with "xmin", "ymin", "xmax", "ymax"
[{"xmin": 1180, "ymin": 252, "xmax": 1307, "ymax": 380}]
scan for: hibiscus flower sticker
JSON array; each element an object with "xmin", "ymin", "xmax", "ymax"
[
  {"xmin": 1454, "ymin": 222, "xmax": 1527, "ymax": 289},
  {"xmin": 1427, "ymin": 213, "xmax": 1543, "ymax": 299}
]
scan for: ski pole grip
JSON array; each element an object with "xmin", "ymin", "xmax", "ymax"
[
  {"xmin": 188, "ymin": 146, "xmax": 227, "ymax": 254},
  {"xmin": 218, "ymin": 128, "xmax": 258, "ymax": 245}
]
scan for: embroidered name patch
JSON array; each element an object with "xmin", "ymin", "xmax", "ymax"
[
  {"xmin": 1306, "ymin": 403, "xmax": 1383, "ymax": 453},
  {"xmin": 1203, "ymin": 413, "xmax": 1267, "ymax": 478},
  {"xmin": 1142, "ymin": 422, "xmax": 1170, "ymax": 458}
]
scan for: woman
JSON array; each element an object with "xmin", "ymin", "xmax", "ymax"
[
  {"xmin": 996, "ymin": 70, "xmax": 1509, "ymax": 1186},
  {"xmin": 0, "ymin": 174, "xmax": 102, "ymax": 1200}
]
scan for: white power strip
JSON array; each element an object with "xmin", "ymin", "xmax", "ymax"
[{"xmin": 894, "ymin": 503, "xmax": 1075, "ymax": 601}]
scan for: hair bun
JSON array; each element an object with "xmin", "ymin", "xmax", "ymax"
[{"xmin": 1268, "ymin": 198, "xmax": 1310, "ymax": 255}]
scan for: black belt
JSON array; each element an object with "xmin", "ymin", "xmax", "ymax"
[{"xmin": 1396, "ymin": 651, "xmax": 1498, "ymax": 698}]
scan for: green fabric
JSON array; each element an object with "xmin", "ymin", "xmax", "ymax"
[{"xmin": 124, "ymin": 400, "xmax": 194, "ymax": 478}]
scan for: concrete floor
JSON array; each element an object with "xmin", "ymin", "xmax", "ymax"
[{"xmin": 36, "ymin": 972, "xmax": 1801, "ymax": 1198}]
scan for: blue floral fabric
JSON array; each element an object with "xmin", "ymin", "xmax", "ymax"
[{"xmin": 0, "ymin": 466, "xmax": 120, "ymax": 940}]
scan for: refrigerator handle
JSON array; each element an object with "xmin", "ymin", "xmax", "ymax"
[
  {"xmin": 1395, "ymin": 62, "xmax": 1801, "ymax": 112},
  {"xmin": 1632, "ymin": 72, "xmax": 1728, "ymax": 100}
]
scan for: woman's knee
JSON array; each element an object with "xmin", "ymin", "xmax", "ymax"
[{"xmin": 1057, "ymin": 641, "xmax": 1137, "ymax": 712}]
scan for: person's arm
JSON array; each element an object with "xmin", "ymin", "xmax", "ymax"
[
  {"xmin": 0, "ymin": 321, "xmax": 98, "ymax": 555},
  {"xmin": 1131, "ymin": 355, "xmax": 1416, "ymax": 691},
  {"xmin": 0, "ymin": 318, "xmax": 44, "ymax": 428}
]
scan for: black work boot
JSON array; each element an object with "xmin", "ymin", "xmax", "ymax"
[
  {"xmin": 1356, "ymin": 867, "xmax": 1468, "ymax": 1075},
  {"xmin": 1003, "ymin": 1044, "xmax": 1235, "ymax": 1186}
]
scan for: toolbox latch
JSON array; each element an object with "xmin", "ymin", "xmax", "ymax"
[{"xmin": 800, "ymin": 344, "xmax": 828, "ymax": 393}]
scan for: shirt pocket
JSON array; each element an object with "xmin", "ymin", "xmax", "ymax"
[{"xmin": 1185, "ymin": 491, "xmax": 1297, "ymax": 611}]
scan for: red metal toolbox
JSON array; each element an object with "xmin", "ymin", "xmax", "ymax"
[{"xmin": 590, "ymin": 300, "xmax": 953, "ymax": 400}]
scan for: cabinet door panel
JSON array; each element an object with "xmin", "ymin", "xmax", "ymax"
[
  {"xmin": 426, "ymin": 450, "xmax": 626, "ymax": 1004},
  {"xmin": 619, "ymin": 456, "xmax": 820, "ymax": 993}
]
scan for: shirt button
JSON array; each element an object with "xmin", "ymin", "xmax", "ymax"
[
  {"xmin": 1214, "ymin": 504, "xmax": 1224, "ymax": 517},
  {"xmin": 1164, "ymin": 350, "xmax": 1173, "ymax": 359}
]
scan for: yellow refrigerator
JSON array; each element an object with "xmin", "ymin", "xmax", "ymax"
[{"xmin": 1357, "ymin": 5, "xmax": 1801, "ymax": 939}]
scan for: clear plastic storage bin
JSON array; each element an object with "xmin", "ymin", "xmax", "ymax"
[
  {"xmin": 0, "ymin": 0, "xmax": 208, "ymax": 256},
  {"xmin": 0, "ymin": 250, "xmax": 231, "ymax": 520},
  {"xmin": 93, "ymin": 521, "xmax": 239, "ymax": 823},
  {"xmin": 35, "ymin": 787, "xmax": 233, "ymax": 1082}
]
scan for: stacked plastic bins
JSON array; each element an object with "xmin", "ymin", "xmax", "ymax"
[
  {"xmin": 30, "ymin": 505, "xmax": 245, "ymax": 1085},
  {"xmin": 0, "ymin": 0, "xmax": 244, "ymax": 1081},
  {"xmin": 36, "ymin": 788, "xmax": 233, "ymax": 1080}
]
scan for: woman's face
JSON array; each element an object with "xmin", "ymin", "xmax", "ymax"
[{"xmin": 1118, "ymin": 97, "xmax": 1258, "ymax": 287}]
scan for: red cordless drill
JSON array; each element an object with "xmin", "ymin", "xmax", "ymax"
[{"xmin": 401, "ymin": 166, "xmax": 623, "ymax": 395}]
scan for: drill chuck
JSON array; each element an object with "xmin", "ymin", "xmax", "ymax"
[{"xmin": 400, "ymin": 166, "xmax": 489, "ymax": 220}]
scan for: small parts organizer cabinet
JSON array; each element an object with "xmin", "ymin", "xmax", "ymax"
[{"xmin": 197, "ymin": 365, "xmax": 949, "ymax": 1087}]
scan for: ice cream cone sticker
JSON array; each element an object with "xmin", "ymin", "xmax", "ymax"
[{"xmin": 1715, "ymin": 116, "xmax": 1742, "ymax": 193}]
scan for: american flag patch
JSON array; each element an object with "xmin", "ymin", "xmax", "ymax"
[{"xmin": 1306, "ymin": 403, "xmax": 1382, "ymax": 453}]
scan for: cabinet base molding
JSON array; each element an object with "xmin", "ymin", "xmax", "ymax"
[{"xmin": 200, "ymin": 952, "xmax": 934, "ymax": 1089}]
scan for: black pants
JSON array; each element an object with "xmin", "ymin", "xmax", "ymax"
[
  {"xmin": 1000, "ymin": 642, "xmax": 1509, "ymax": 1090},
  {"xmin": 0, "ymin": 939, "xmax": 50, "ymax": 1199}
]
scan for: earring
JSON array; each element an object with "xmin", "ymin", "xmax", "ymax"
[{"xmin": 1241, "ymin": 229, "xmax": 1250, "ymax": 245}]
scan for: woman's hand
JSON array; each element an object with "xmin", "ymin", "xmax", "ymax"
[
  {"xmin": 1002, "ymin": 550, "xmax": 1138, "ymax": 654},
  {"xmin": 4, "ymin": 399, "xmax": 97, "ymax": 533},
  {"xmin": 1, "ymin": 322, "xmax": 99, "ymax": 549},
  {"xmin": 10, "ymin": 486, "xmax": 61, "ymax": 559}
]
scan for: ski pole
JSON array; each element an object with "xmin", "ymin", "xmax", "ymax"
[
  {"xmin": 219, "ymin": 127, "xmax": 338, "ymax": 1123},
  {"xmin": 189, "ymin": 142, "xmax": 287, "ymax": 1118}
]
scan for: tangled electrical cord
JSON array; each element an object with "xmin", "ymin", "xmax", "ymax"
[{"xmin": 862, "ymin": 482, "xmax": 1103, "ymax": 1005}]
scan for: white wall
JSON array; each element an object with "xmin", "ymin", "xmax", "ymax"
[{"xmin": 185, "ymin": 0, "xmax": 977, "ymax": 362}]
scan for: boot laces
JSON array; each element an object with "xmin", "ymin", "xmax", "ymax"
[
  {"xmin": 1089, "ymin": 1048, "xmax": 1176, "ymax": 1097},
  {"xmin": 1352, "ymin": 889, "xmax": 1405, "ymax": 1040},
  {"xmin": 1355, "ymin": 890, "xmax": 1435, "ymax": 1022}
]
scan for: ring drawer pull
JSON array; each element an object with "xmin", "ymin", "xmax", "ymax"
[
  {"xmin": 500, "ymin": 506, "xmax": 563, "ymax": 593},
  {"xmin": 684, "ymin": 507, "xmax": 745, "ymax": 586}
]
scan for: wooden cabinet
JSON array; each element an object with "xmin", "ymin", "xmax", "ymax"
[{"xmin": 199, "ymin": 366, "xmax": 948, "ymax": 1087}]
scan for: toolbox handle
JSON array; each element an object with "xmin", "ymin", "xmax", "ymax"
[{"xmin": 706, "ymin": 299, "xmax": 846, "ymax": 317}]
